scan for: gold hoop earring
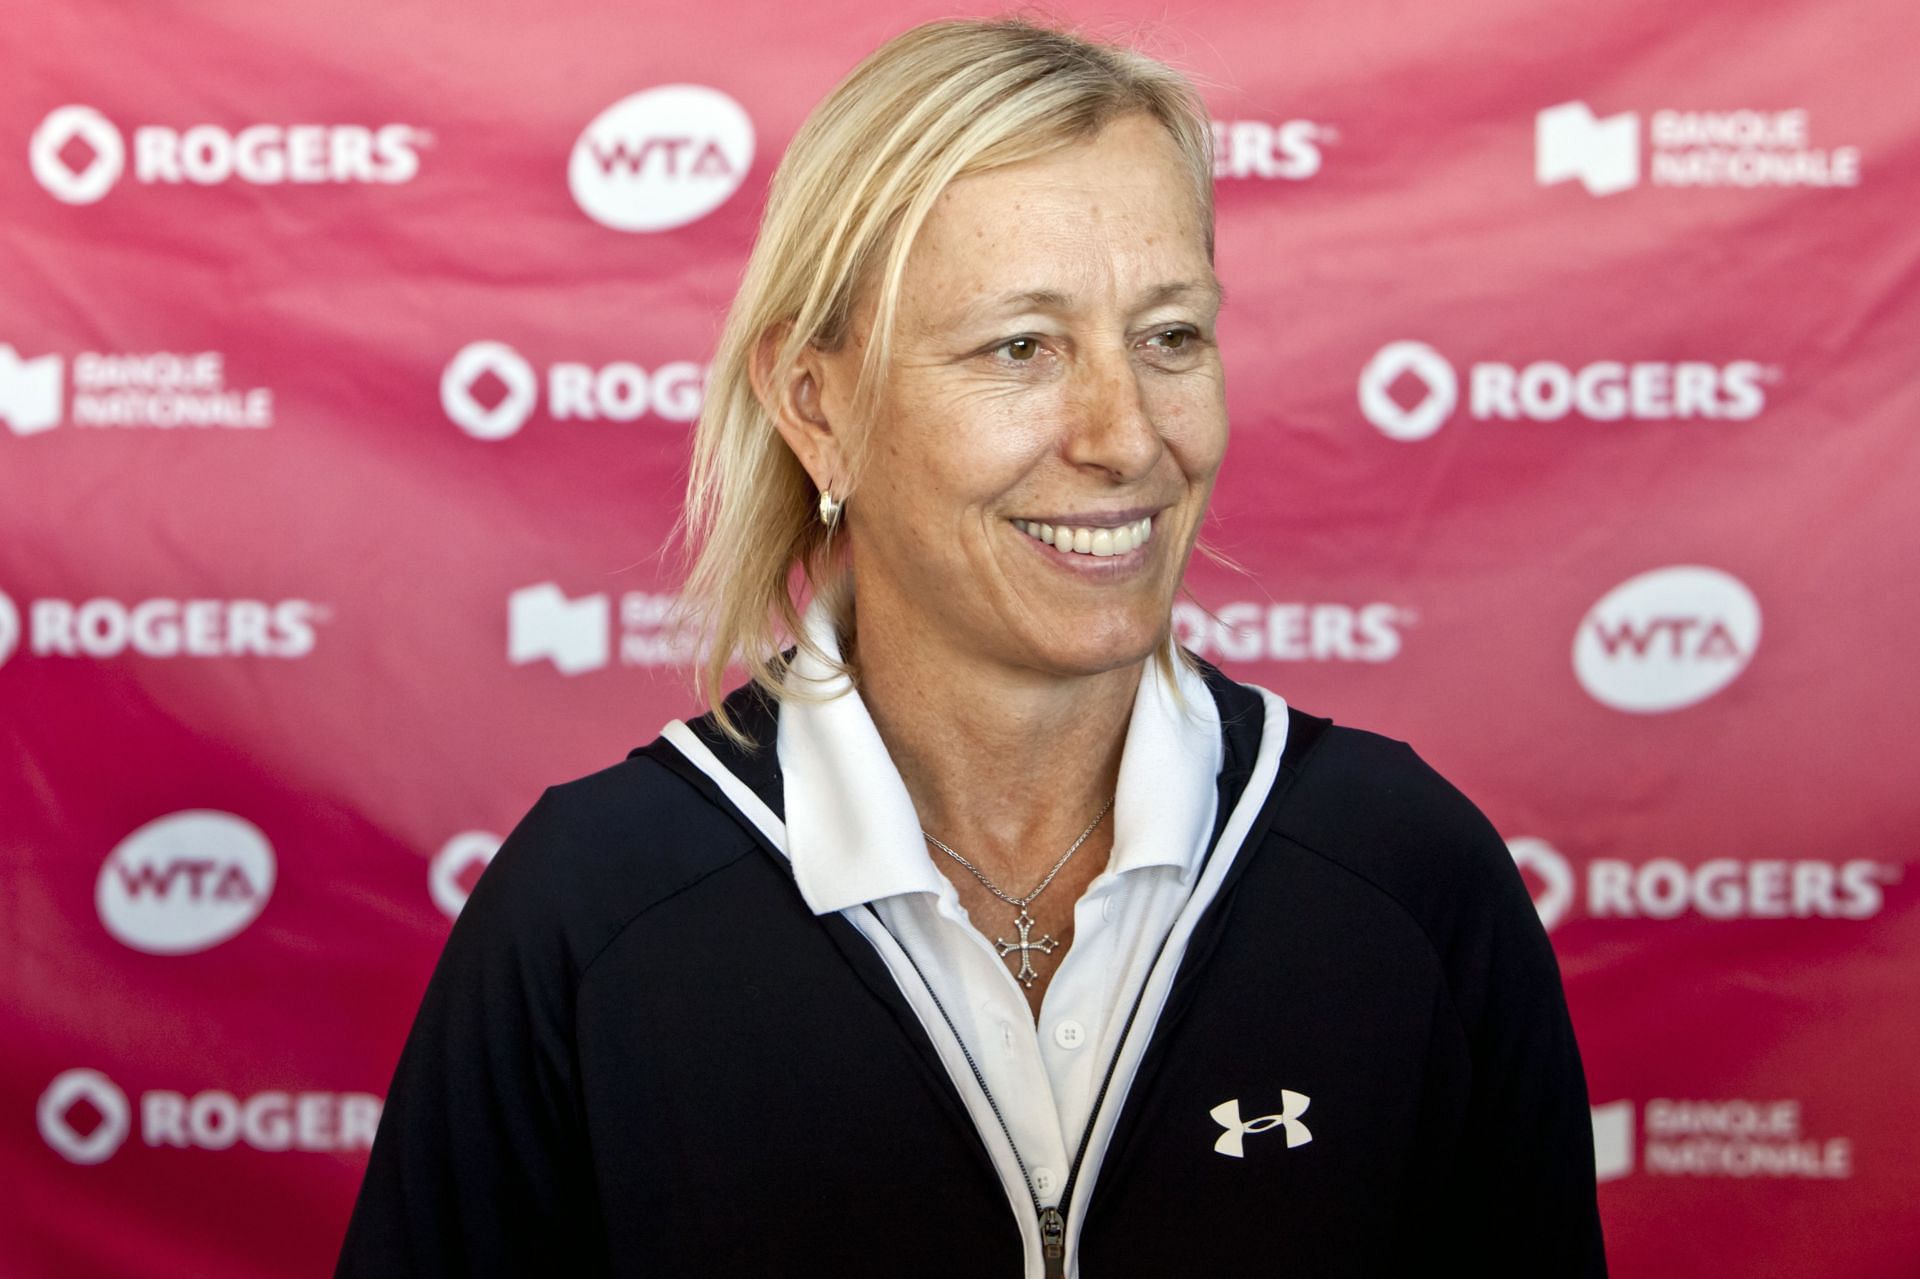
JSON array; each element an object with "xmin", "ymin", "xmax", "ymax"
[{"xmin": 818, "ymin": 489, "xmax": 843, "ymax": 531}]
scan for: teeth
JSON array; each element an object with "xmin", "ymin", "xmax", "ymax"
[{"xmin": 1014, "ymin": 516, "xmax": 1154, "ymax": 557}]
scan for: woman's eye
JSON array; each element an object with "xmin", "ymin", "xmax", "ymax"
[
  {"xmin": 1149, "ymin": 327, "xmax": 1194, "ymax": 351},
  {"xmin": 999, "ymin": 336, "xmax": 1040, "ymax": 362}
]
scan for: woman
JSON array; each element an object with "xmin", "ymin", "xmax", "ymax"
[{"xmin": 336, "ymin": 17, "xmax": 1605, "ymax": 1278}]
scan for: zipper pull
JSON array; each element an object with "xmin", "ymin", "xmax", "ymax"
[{"xmin": 1040, "ymin": 1206, "xmax": 1066, "ymax": 1279}]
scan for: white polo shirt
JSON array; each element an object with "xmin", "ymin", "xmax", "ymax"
[{"xmin": 776, "ymin": 600, "xmax": 1224, "ymax": 1205}]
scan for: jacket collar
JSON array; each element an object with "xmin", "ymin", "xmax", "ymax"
[{"xmin": 772, "ymin": 599, "xmax": 1225, "ymax": 917}]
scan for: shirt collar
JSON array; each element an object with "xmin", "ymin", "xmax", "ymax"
[{"xmin": 774, "ymin": 597, "xmax": 1224, "ymax": 917}]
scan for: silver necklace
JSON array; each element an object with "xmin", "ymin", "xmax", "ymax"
[{"xmin": 922, "ymin": 795, "xmax": 1115, "ymax": 989}]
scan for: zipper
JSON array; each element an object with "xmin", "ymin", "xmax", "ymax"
[
  {"xmin": 1040, "ymin": 1206, "xmax": 1066, "ymax": 1278},
  {"xmin": 865, "ymin": 903, "xmax": 1187, "ymax": 1279}
]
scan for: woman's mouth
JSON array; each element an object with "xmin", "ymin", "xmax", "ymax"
[{"xmin": 1011, "ymin": 515, "xmax": 1153, "ymax": 558}]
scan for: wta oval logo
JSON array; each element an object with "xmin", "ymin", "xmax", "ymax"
[
  {"xmin": 96, "ymin": 811, "xmax": 276, "ymax": 954},
  {"xmin": 1573, "ymin": 567, "xmax": 1761, "ymax": 713},
  {"xmin": 569, "ymin": 85, "xmax": 754, "ymax": 232}
]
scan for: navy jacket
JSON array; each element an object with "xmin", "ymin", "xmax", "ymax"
[{"xmin": 335, "ymin": 664, "xmax": 1607, "ymax": 1276}]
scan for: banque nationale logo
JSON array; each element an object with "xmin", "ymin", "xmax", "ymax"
[
  {"xmin": 1536, "ymin": 101, "xmax": 1862, "ymax": 198},
  {"xmin": 30, "ymin": 104, "xmax": 429, "ymax": 205},
  {"xmin": 1589, "ymin": 1097, "xmax": 1854, "ymax": 1182},
  {"xmin": 507, "ymin": 583, "xmax": 695, "ymax": 674},
  {"xmin": 1357, "ymin": 340, "xmax": 1778, "ymax": 441},
  {"xmin": 1, "ymin": 343, "xmax": 274, "ymax": 434}
]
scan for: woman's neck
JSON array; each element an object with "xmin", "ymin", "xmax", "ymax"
[{"xmin": 842, "ymin": 598, "xmax": 1142, "ymax": 885}]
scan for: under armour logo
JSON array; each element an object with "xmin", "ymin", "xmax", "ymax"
[{"xmin": 1210, "ymin": 1093, "xmax": 1313, "ymax": 1158}]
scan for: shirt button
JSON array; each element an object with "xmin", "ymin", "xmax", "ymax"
[
  {"xmin": 1033, "ymin": 1166, "xmax": 1058, "ymax": 1196},
  {"xmin": 1000, "ymin": 1021, "xmax": 1016, "ymax": 1050},
  {"xmin": 1053, "ymin": 1019, "xmax": 1086, "ymax": 1050},
  {"xmin": 1101, "ymin": 896, "xmax": 1119, "ymax": 922}
]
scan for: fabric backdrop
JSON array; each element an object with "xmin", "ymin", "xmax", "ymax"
[{"xmin": 4, "ymin": 1, "xmax": 1916, "ymax": 1275}]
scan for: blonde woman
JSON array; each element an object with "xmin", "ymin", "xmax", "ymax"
[{"xmin": 337, "ymin": 17, "xmax": 1605, "ymax": 1278}]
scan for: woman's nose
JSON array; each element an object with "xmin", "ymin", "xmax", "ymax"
[{"xmin": 1061, "ymin": 344, "xmax": 1161, "ymax": 481}]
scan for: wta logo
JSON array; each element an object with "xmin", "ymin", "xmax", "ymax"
[
  {"xmin": 569, "ymin": 86, "xmax": 754, "ymax": 231},
  {"xmin": 97, "ymin": 811, "xmax": 276, "ymax": 954},
  {"xmin": 30, "ymin": 105, "xmax": 427, "ymax": 205},
  {"xmin": 1358, "ymin": 340, "xmax": 1775, "ymax": 440},
  {"xmin": 1574, "ymin": 567, "xmax": 1759, "ymax": 713}
]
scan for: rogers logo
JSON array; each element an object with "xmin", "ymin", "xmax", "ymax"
[
  {"xmin": 1358, "ymin": 340, "xmax": 1776, "ymax": 438},
  {"xmin": 441, "ymin": 340, "xmax": 709, "ymax": 440},
  {"xmin": 1173, "ymin": 601, "xmax": 1412, "ymax": 663},
  {"xmin": 1508, "ymin": 837, "xmax": 1576, "ymax": 930},
  {"xmin": 30, "ymin": 105, "xmax": 427, "ymax": 205},
  {"xmin": 1357, "ymin": 341, "xmax": 1457, "ymax": 441},
  {"xmin": 1574, "ymin": 566, "xmax": 1760, "ymax": 713},
  {"xmin": 38, "ymin": 1068, "xmax": 381, "ymax": 1164},
  {"xmin": 430, "ymin": 831, "xmax": 502, "ymax": 919},
  {"xmin": 1507, "ymin": 837, "xmax": 1898, "ymax": 931},
  {"xmin": 97, "ymin": 811, "xmax": 276, "ymax": 954},
  {"xmin": 38, "ymin": 1069, "xmax": 131, "ymax": 1165},
  {"xmin": 29, "ymin": 106, "xmax": 125, "ymax": 205},
  {"xmin": 1211, "ymin": 119, "xmax": 1335, "ymax": 180},
  {"xmin": 0, "ymin": 594, "xmax": 325, "ymax": 668},
  {"xmin": 568, "ymin": 85, "xmax": 754, "ymax": 232},
  {"xmin": 0, "ymin": 590, "xmax": 18, "ymax": 667}
]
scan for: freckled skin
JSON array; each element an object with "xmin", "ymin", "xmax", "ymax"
[
  {"xmin": 764, "ymin": 112, "xmax": 1228, "ymax": 1016},
  {"xmin": 836, "ymin": 115, "xmax": 1228, "ymax": 680}
]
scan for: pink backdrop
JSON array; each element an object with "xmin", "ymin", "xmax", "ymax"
[{"xmin": 5, "ymin": 2, "xmax": 1916, "ymax": 1275}]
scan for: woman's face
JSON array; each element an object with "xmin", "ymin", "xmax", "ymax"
[{"xmin": 817, "ymin": 111, "xmax": 1227, "ymax": 680}]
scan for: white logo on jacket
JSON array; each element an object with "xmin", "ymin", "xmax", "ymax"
[{"xmin": 1211, "ymin": 1093, "xmax": 1313, "ymax": 1157}]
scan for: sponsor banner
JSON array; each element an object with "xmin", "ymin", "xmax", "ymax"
[
  {"xmin": 1592, "ymin": 1099, "xmax": 1854, "ymax": 1181},
  {"xmin": 1172, "ymin": 600, "xmax": 1413, "ymax": 663},
  {"xmin": 0, "ymin": 590, "xmax": 327, "ymax": 667},
  {"xmin": 1357, "ymin": 341, "xmax": 1779, "ymax": 441},
  {"xmin": 29, "ymin": 105, "xmax": 430, "ymax": 205},
  {"xmin": 1, "ymin": 345, "xmax": 274, "ymax": 434},
  {"xmin": 5, "ymin": 5, "xmax": 1916, "ymax": 1279},
  {"xmin": 38, "ymin": 1069, "xmax": 381, "ymax": 1165},
  {"xmin": 1211, "ymin": 118, "xmax": 1336, "ymax": 180},
  {"xmin": 1572, "ymin": 567, "xmax": 1761, "ymax": 713},
  {"xmin": 568, "ymin": 86, "xmax": 755, "ymax": 231},
  {"xmin": 1509, "ymin": 838, "xmax": 1902, "ymax": 931},
  {"xmin": 440, "ymin": 341, "xmax": 709, "ymax": 439},
  {"xmin": 1537, "ymin": 101, "xmax": 1862, "ymax": 197},
  {"xmin": 508, "ymin": 584, "xmax": 695, "ymax": 674}
]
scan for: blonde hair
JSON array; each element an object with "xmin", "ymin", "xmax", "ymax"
[{"xmin": 674, "ymin": 14, "xmax": 1221, "ymax": 744}]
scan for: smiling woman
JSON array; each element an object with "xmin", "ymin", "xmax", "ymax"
[{"xmin": 335, "ymin": 16, "xmax": 1608, "ymax": 1279}]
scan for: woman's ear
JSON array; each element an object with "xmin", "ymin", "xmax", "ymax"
[{"xmin": 751, "ymin": 324, "xmax": 844, "ymax": 496}]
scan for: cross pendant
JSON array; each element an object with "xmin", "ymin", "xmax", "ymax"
[{"xmin": 995, "ymin": 909, "xmax": 1059, "ymax": 989}]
